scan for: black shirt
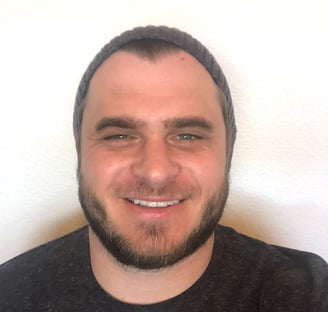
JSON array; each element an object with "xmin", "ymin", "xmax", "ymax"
[{"xmin": 1, "ymin": 225, "xmax": 327, "ymax": 311}]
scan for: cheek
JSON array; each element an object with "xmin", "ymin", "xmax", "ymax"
[
  {"xmin": 80, "ymin": 149, "xmax": 130, "ymax": 190},
  {"xmin": 185, "ymin": 149, "xmax": 226, "ymax": 194}
]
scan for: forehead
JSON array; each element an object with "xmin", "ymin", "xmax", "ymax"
[
  {"xmin": 89, "ymin": 49, "xmax": 218, "ymax": 95},
  {"xmin": 84, "ymin": 49, "xmax": 223, "ymax": 124}
]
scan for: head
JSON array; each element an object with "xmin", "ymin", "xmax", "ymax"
[{"xmin": 73, "ymin": 26, "xmax": 236, "ymax": 270}]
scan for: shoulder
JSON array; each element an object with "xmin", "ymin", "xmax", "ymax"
[
  {"xmin": 217, "ymin": 224, "xmax": 327, "ymax": 266},
  {"xmin": 215, "ymin": 225, "xmax": 328, "ymax": 311},
  {"xmin": 0, "ymin": 226, "xmax": 89, "ymax": 274},
  {"xmin": 0, "ymin": 226, "xmax": 90, "ymax": 309}
]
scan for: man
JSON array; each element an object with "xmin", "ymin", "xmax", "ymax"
[{"xmin": 0, "ymin": 25, "xmax": 327, "ymax": 311}]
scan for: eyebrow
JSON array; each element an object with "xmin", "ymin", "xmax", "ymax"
[
  {"xmin": 95, "ymin": 117, "xmax": 145, "ymax": 132},
  {"xmin": 164, "ymin": 117, "xmax": 214, "ymax": 131},
  {"xmin": 95, "ymin": 116, "xmax": 214, "ymax": 132}
]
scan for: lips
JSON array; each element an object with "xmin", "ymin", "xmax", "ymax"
[{"xmin": 128, "ymin": 199, "xmax": 181, "ymax": 208}]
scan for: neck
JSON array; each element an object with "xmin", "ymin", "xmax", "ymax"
[{"xmin": 89, "ymin": 228, "xmax": 215, "ymax": 305}]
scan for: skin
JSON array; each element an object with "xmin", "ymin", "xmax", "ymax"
[{"xmin": 80, "ymin": 50, "xmax": 227, "ymax": 304}]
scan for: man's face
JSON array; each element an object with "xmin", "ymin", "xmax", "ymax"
[{"xmin": 79, "ymin": 50, "xmax": 228, "ymax": 269}]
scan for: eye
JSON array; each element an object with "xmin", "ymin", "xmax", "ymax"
[
  {"xmin": 103, "ymin": 134, "xmax": 129, "ymax": 141},
  {"xmin": 176, "ymin": 133, "xmax": 199, "ymax": 141}
]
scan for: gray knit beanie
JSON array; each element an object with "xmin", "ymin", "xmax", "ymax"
[{"xmin": 73, "ymin": 25, "xmax": 236, "ymax": 168}]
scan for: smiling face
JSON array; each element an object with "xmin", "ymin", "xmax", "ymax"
[{"xmin": 79, "ymin": 49, "xmax": 228, "ymax": 269}]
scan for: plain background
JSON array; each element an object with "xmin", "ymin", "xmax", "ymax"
[{"xmin": 0, "ymin": 0, "xmax": 327, "ymax": 264}]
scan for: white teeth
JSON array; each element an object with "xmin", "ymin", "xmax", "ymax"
[{"xmin": 130, "ymin": 199, "xmax": 180, "ymax": 208}]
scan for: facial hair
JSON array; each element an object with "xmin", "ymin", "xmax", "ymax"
[{"xmin": 78, "ymin": 172, "xmax": 229, "ymax": 270}]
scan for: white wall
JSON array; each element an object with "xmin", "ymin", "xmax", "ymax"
[{"xmin": 0, "ymin": 0, "xmax": 327, "ymax": 264}]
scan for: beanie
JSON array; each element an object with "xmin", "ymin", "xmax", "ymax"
[{"xmin": 73, "ymin": 25, "xmax": 236, "ymax": 168}]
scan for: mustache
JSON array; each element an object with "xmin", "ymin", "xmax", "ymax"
[{"xmin": 110, "ymin": 179, "xmax": 199, "ymax": 200}]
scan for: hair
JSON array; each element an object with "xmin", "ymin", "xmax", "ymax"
[
  {"xmin": 120, "ymin": 38, "xmax": 180, "ymax": 61},
  {"xmin": 73, "ymin": 26, "xmax": 236, "ymax": 170}
]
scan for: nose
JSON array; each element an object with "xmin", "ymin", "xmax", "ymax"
[{"xmin": 131, "ymin": 137, "xmax": 181, "ymax": 187}]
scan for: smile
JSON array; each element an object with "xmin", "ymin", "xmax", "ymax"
[{"xmin": 128, "ymin": 199, "xmax": 181, "ymax": 208}]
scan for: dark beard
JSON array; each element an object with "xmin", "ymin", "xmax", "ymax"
[{"xmin": 78, "ymin": 172, "xmax": 229, "ymax": 270}]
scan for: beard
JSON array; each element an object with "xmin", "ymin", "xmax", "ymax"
[{"xmin": 78, "ymin": 171, "xmax": 229, "ymax": 270}]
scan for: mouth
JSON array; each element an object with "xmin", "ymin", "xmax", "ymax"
[{"xmin": 127, "ymin": 199, "xmax": 182, "ymax": 208}]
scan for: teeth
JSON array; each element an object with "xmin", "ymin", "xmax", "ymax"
[{"xmin": 130, "ymin": 199, "xmax": 180, "ymax": 208}]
